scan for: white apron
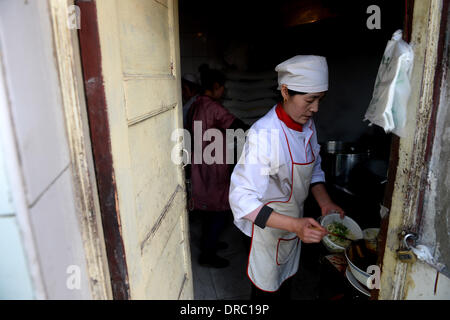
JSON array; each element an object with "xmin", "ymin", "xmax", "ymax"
[{"xmin": 247, "ymin": 132, "xmax": 315, "ymax": 292}]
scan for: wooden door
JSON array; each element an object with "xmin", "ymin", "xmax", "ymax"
[{"xmin": 78, "ymin": 0, "xmax": 193, "ymax": 299}]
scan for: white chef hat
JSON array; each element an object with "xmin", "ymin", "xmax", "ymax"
[{"xmin": 275, "ymin": 55, "xmax": 328, "ymax": 93}]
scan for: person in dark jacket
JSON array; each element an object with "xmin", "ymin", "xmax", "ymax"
[{"xmin": 186, "ymin": 65, "xmax": 248, "ymax": 268}]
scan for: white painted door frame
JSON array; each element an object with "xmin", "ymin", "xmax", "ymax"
[
  {"xmin": 379, "ymin": 0, "xmax": 448, "ymax": 299},
  {"xmin": 47, "ymin": 0, "xmax": 112, "ymax": 300}
]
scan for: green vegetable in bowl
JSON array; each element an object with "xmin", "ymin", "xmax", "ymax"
[
  {"xmin": 326, "ymin": 222, "xmax": 351, "ymax": 248},
  {"xmin": 327, "ymin": 222, "xmax": 348, "ymax": 237}
]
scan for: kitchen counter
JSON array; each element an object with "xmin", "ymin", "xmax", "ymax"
[{"xmin": 300, "ymin": 183, "xmax": 381, "ymax": 300}]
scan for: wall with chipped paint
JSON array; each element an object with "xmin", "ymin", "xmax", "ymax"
[
  {"xmin": 406, "ymin": 8, "xmax": 450, "ymax": 298},
  {"xmin": 95, "ymin": 0, "xmax": 193, "ymax": 299},
  {"xmin": 379, "ymin": 0, "xmax": 450, "ymax": 299}
]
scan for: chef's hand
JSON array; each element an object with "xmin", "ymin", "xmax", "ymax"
[
  {"xmin": 321, "ymin": 202, "xmax": 345, "ymax": 219},
  {"xmin": 310, "ymin": 184, "xmax": 345, "ymax": 219},
  {"xmin": 294, "ymin": 218, "xmax": 327, "ymax": 243}
]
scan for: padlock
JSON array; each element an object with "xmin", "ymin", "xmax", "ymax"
[{"xmin": 397, "ymin": 249, "xmax": 417, "ymax": 263}]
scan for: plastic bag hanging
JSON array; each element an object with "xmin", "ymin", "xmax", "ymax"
[{"xmin": 364, "ymin": 30, "xmax": 414, "ymax": 137}]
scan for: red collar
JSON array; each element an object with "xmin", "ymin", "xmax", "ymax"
[{"xmin": 275, "ymin": 103, "xmax": 303, "ymax": 132}]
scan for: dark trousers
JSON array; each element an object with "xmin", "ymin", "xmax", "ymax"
[
  {"xmin": 241, "ymin": 232, "xmax": 293, "ymax": 300},
  {"xmin": 199, "ymin": 209, "xmax": 230, "ymax": 255}
]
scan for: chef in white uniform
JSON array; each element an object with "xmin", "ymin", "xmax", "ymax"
[{"xmin": 229, "ymin": 55, "xmax": 344, "ymax": 299}]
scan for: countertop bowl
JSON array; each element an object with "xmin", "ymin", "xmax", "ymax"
[
  {"xmin": 344, "ymin": 243, "xmax": 376, "ymax": 289},
  {"xmin": 320, "ymin": 213, "xmax": 363, "ymax": 253}
]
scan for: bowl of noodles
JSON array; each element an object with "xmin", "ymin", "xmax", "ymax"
[{"xmin": 320, "ymin": 213, "xmax": 363, "ymax": 252}]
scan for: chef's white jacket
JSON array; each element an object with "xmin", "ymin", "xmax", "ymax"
[{"xmin": 229, "ymin": 105, "xmax": 326, "ymax": 237}]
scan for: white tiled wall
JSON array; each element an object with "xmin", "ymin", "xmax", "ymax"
[
  {"xmin": 29, "ymin": 169, "xmax": 91, "ymax": 299},
  {"xmin": 0, "ymin": 0, "xmax": 92, "ymax": 299},
  {"xmin": 0, "ymin": 217, "xmax": 34, "ymax": 299},
  {"xmin": 0, "ymin": 136, "xmax": 34, "ymax": 299},
  {"xmin": 0, "ymin": 0, "xmax": 71, "ymax": 206},
  {"xmin": 0, "ymin": 138, "xmax": 13, "ymax": 216}
]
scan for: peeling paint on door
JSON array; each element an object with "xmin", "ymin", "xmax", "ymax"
[{"xmin": 87, "ymin": 0, "xmax": 193, "ymax": 299}]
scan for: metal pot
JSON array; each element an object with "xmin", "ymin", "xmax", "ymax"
[
  {"xmin": 335, "ymin": 152, "xmax": 370, "ymax": 185},
  {"xmin": 321, "ymin": 141, "xmax": 370, "ymax": 185},
  {"xmin": 324, "ymin": 140, "xmax": 346, "ymax": 154}
]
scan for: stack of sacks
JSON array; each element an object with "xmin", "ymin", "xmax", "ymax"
[{"xmin": 222, "ymin": 70, "xmax": 279, "ymax": 125}]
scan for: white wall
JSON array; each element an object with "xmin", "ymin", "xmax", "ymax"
[
  {"xmin": 406, "ymin": 263, "xmax": 450, "ymax": 299},
  {"xmin": 0, "ymin": 131, "xmax": 34, "ymax": 299},
  {"xmin": 0, "ymin": 0, "xmax": 92, "ymax": 299}
]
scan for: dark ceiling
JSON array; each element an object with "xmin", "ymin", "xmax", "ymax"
[{"xmin": 179, "ymin": 0, "xmax": 405, "ymax": 70}]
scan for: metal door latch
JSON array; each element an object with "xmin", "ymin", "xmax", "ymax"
[
  {"xmin": 397, "ymin": 232, "xmax": 445, "ymax": 272},
  {"xmin": 397, "ymin": 233, "xmax": 418, "ymax": 263}
]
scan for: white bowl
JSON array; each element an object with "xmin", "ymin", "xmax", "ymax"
[
  {"xmin": 345, "ymin": 248, "xmax": 372, "ymax": 288},
  {"xmin": 345, "ymin": 267, "xmax": 370, "ymax": 296},
  {"xmin": 320, "ymin": 213, "xmax": 363, "ymax": 253}
]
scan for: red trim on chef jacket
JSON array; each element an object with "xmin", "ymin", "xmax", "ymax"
[
  {"xmin": 275, "ymin": 103, "xmax": 303, "ymax": 132},
  {"xmin": 245, "ymin": 121, "xmax": 316, "ymax": 292}
]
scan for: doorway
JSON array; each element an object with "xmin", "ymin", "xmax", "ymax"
[{"xmin": 178, "ymin": 0, "xmax": 406, "ymax": 300}]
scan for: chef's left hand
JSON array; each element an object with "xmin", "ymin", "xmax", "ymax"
[{"xmin": 321, "ymin": 202, "xmax": 345, "ymax": 219}]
